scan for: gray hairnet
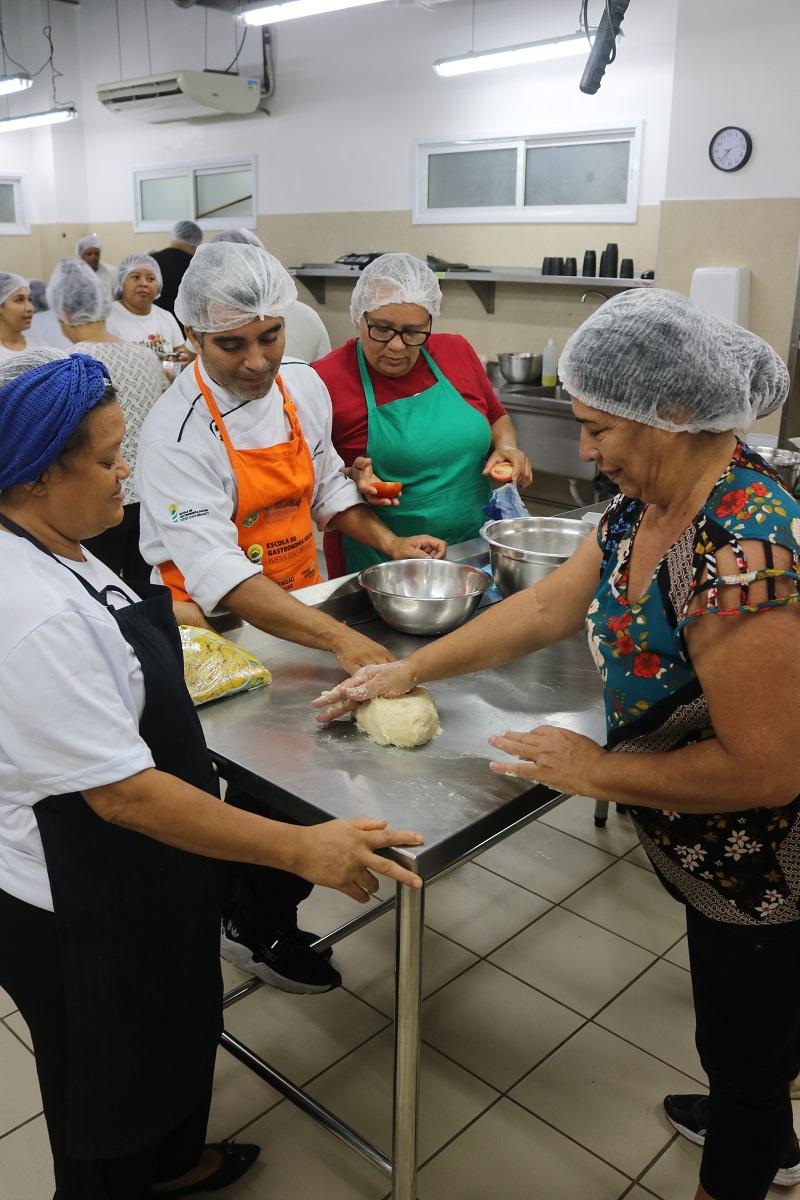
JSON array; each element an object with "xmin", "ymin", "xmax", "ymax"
[
  {"xmin": 0, "ymin": 272, "xmax": 28, "ymax": 307},
  {"xmin": 75, "ymin": 234, "xmax": 101, "ymax": 256},
  {"xmin": 172, "ymin": 219, "xmax": 203, "ymax": 247},
  {"xmin": 210, "ymin": 227, "xmax": 264, "ymax": 248},
  {"xmin": 175, "ymin": 242, "xmax": 297, "ymax": 333},
  {"xmin": 28, "ymin": 279, "xmax": 47, "ymax": 313},
  {"xmin": 0, "ymin": 345, "xmax": 67, "ymax": 387},
  {"xmin": 349, "ymin": 253, "xmax": 442, "ymax": 324},
  {"xmin": 559, "ymin": 289, "xmax": 790, "ymax": 434},
  {"xmin": 47, "ymin": 258, "xmax": 111, "ymax": 325},
  {"xmin": 114, "ymin": 254, "xmax": 163, "ymax": 301}
]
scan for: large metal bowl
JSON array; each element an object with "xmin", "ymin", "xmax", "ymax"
[
  {"xmin": 359, "ymin": 559, "xmax": 492, "ymax": 636},
  {"xmin": 498, "ymin": 352, "xmax": 543, "ymax": 384},
  {"xmin": 485, "ymin": 517, "xmax": 593, "ymax": 595},
  {"xmin": 751, "ymin": 446, "xmax": 800, "ymax": 494}
]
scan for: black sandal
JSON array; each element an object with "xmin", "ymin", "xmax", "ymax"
[{"xmin": 154, "ymin": 1142, "xmax": 261, "ymax": 1195}]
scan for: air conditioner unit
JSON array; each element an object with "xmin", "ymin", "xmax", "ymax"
[{"xmin": 96, "ymin": 69, "xmax": 262, "ymax": 123}]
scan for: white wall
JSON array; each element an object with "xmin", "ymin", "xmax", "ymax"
[
  {"xmin": 62, "ymin": 0, "xmax": 677, "ymax": 222},
  {"xmin": 665, "ymin": 0, "xmax": 800, "ymax": 200}
]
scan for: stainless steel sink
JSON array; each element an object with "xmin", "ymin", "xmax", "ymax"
[
  {"xmin": 500, "ymin": 385, "xmax": 594, "ymax": 484},
  {"xmin": 500, "ymin": 384, "xmax": 565, "ymax": 400}
]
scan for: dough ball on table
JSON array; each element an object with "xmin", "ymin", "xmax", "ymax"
[{"xmin": 355, "ymin": 687, "xmax": 442, "ymax": 749}]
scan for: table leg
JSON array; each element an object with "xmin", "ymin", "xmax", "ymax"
[{"xmin": 391, "ymin": 878, "xmax": 424, "ymax": 1200}]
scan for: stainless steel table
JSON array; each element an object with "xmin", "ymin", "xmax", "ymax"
[{"xmin": 200, "ymin": 545, "xmax": 605, "ymax": 1199}]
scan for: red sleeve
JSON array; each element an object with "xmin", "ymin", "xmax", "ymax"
[{"xmin": 312, "ymin": 339, "xmax": 368, "ymax": 467}]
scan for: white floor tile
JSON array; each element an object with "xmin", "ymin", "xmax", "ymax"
[
  {"xmin": 596, "ymin": 960, "xmax": 706, "ymax": 1083},
  {"xmin": 0, "ymin": 986, "xmax": 15, "ymax": 1019},
  {"xmin": 478, "ymin": 821, "xmax": 616, "ymax": 902},
  {"xmin": 539, "ymin": 795, "xmax": 640, "ymax": 857},
  {"xmin": 417, "ymin": 1098, "xmax": 629, "ymax": 1200},
  {"xmin": 489, "ymin": 907, "xmax": 655, "ymax": 1017},
  {"xmin": 626, "ymin": 1188, "xmax": 662, "ymax": 1199},
  {"xmin": 422, "ymin": 960, "xmax": 583, "ymax": 1091},
  {"xmin": 0, "ymin": 1115, "xmax": 54, "ymax": 1200},
  {"xmin": 663, "ymin": 936, "xmax": 690, "ymax": 970},
  {"xmin": 423, "ymin": 863, "xmax": 551, "ymax": 956},
  {"xmin": 306, "ymin": 1026, "xmax": 497, "ymax": 1161},
  {"xmin": 639, "ymin": 1134, "xmax": 701, "ymax": 1200},
  {"xmin": 510, "ymin": 1024, "xmax": 700, "ymax": 1176},
  {"xmin": 3, "ymin": 1012, "xmax": 32, "ymax": 1052},
  {"xmin": 207, "ymin": 1045, "xmax": 282, "ymax": 1143},
  {"xmin": 0, "ymin": 1023, "xmax": 42, "ymax": 1136},
  {"xmin": 562, "ymin": 860, "xmax": 687, "ymax": 953},
  {"xmin": 624, "ymin": 843, "xmax": 656, "ymax": 873}
]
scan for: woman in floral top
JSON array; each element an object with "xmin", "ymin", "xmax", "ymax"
[{"xmin": 317, "ymin": 290, "xmax": 800, "ymax": 1200}]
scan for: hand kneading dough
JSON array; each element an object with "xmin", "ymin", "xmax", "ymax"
[{"xmin": 355, "ymin": 687, "xmax": 442, "ymax": 749}]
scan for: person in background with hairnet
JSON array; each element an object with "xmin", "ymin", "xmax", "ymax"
[
  {"xmin": 316, "ymin": 288, "xmax": 800, "ymax": 1200},
  {"xmin": 150, "ymin": 218, "xmax": 204, "ymax": 321},
  {"xmin": 211, "ymin": 228, "xmax": 332, "ymax": 362},
  {"xmin": 0, "ymin": 273, "xmax": 41, "ymax": 363},
  {"xmin": 313, "ymin": 252, "xmax": 532, "ymax": 577},
  {"xmin": 136, "ymin": 242, "xmax": 445, "ymax": 995},
  {"xmin": 28, "ymin": 277, "xmax": 71, "ymax": 350},
  {"xmin": 47, "ymin": 257, "xmax": 166, "ymax": 581},
  {"xmin": 106, "ymin": 253, "xmax": 192, "ymax": 373},
  {"xmin": 75, "ymin": 233, "xmax": 117, "ymax": 299}
]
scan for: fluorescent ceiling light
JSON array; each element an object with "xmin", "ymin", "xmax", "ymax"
[
  {"xmin": 241, "ymin": 0, "xmax": 391, "ymax": 26},
  {"xmin": 0, "ymin": 74, "xmax": 33, "ymax": 97},
  {"xmin": 0, "ymin": 105, "xmax": 78, "ymax": 133},
  {"xmin": 434, "ymin": 33, "xmax": 589, "ymax": 77}
]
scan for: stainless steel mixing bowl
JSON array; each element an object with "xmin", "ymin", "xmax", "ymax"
[
  {"xmin": 485, "ymin": 517, "xmax": 593, "ymax": 595},
  {"xmin": 359, "ymin": 559, "xmax": 492, "ymax": 636},
  {"xmin": 498, "ymin": 352, "xmax": 543, "ymax": 384},
  {"xmin": 750, "ymin": 446, "xmax": 800, "ymax": 494}
]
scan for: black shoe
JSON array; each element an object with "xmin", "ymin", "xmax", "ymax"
[
  {"xmin": 154, "ymin": 1141, "xmax": 260, "ymax": 1195},
  {"xmin": 220, "ymin": 920, "xmax": 341, "ymax": 994},
  {"xmin": 295, "ymin": 926, "xmax": 334, "ymax": 961},
  {"xmin": 664, "ymin": 1094, "xmax": 800, "ymax": 1187}
]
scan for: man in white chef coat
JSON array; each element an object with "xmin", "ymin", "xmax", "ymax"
[{"xmin": 136, "ymin": 242, "xmax": 444, "ymax": 993}]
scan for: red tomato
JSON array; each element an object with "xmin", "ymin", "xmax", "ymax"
[
  {"xmin": 489, "ymin": 462, "xmax": 514, "ymax": 483},
  {"xmin": 372, "ymin": 480, "xmax": 403, "ymax": 499}
]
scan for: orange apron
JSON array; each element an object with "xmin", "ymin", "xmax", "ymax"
[{"xmin": 160, "ymin": 361, "xmax": 322, "ymax": 599}]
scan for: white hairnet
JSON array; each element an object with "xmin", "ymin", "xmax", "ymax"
[
  {"xmin": 0, "ymin": 272, "xmax": 28, "ymax": 307},
  {"xmin": 28, "ymin": 279, "xmax": 47, "ymax": 313},
  {"xmin": 175, "ymin": 242, "xmax": 297, "ymax": 333},
  {"xmin": 75, "ymin": 234, "xmax": 101, "ymax": 256},
  {"xmin": 0, "ymin": 345, "xmax": 67, "ymax": 388},
  {"xmin": 115, "ymin": 254, "xmax": 163, "ymax": 301},
  {"xmin": 172, "ymin": 219, "xmax": 203, "ymax": 247},
  {"xmin": 210, "ymin": 227, "xmax": 264, "ymax": 248},
  {"xmin": 47, "ymin": 258, "xmax": 111, "ymax": 325},
  {"xmin": 559, "ymin": 289, "xmax": 790, "ymax": 434},
  {"xmin": 349, "ymin": 253, "xmax": 442, "ymax": 324}
]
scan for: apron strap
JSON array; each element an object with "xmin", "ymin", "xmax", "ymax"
[{"xmin": 356, "ymin": 342, "xmax": 444, "ymax": 416}]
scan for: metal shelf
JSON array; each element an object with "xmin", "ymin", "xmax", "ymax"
[{"xmin": 289, "ymin": 264, "xmax": 654, "ymax": 313}]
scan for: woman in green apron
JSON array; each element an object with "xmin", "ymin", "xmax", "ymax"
[{"xmin": 314, "ymin": 253, "xmax": 532, "ymax": 577}]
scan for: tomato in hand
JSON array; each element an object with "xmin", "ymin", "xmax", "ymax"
[
  {"xmin": 372, "ymin": 480, "xmax": 403, "ymax": 499},
  {"xmin": 489, "ymin": 462, "xmax": 514, "ymax": 483}
]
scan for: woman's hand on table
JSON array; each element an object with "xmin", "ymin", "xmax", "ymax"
[
  {"xmin": 173, "ymin": 599, "xmax": 213, "ymax": 630},
  {"xmin": 389, "ymin": 533, "xmax": 447, "ymax": 561},
  {"xmin": 349, "ymin": 456, "xmax": 401, "ymax": 507},
  {"xmin": 293, "ymin": 817, "xmax": 423, "ymax": 899},
  {"xmin": 484, "ymin": 446, "xmax": 533, "ymax": 489},
  {"xmin": 313, "ymin": 660, "xmax": 418, "ymax": 723},
  {"xmin": 488, "ymin": 725, "xmax": 605, "ymax": 794},
  {"xmin": 329, "ymin": 624, "xmax": 394, "ymax": 676}
]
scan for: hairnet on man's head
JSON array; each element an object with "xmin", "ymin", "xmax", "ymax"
[
  {"xmin": 559, "ymin": 289, "xmax": 790, "ymax": 434},
  {"xmin": 75, "ymin": 234, "xmax": 101, "ymax": 257},
  {"xmin": 210, "ymin": 227, "xmax": 265, "ymax": 248},
  {"xmin": 47, "ymin": 258, "xmax": 111, "ymax": 326},
  {"xmin": 349, "ymin": 253, "xmax": 442, "ymax": 324},
  {"xmin": 175, "ymin": 242, "xmax": 297, "ymax": 333},
  {"xmin": 114, "ymin": 253, "xmax": 163, "ymax": 301},
  {"xmin": 28, "ymin": 280, "xmax": 47, "ymax": 313},
  {"xmin": 0, "ymin": 272, "xmax": 28, "ymax": 307},
  {"xmin": 172, "ymin": 220, "xmax": 203, "ymax": 247}
]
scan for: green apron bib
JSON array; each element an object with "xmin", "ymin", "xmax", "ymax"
[{"xmin": 343, "ymin": 343, "xmax": 493, "ymax": 572}]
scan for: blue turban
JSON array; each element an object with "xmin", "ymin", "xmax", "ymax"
[{"xmin": 0, "ymin": 353, "xmax": 112, "ymax": 489}]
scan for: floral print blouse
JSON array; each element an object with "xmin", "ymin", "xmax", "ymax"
[{"xmin": 587, "ymin": 442, "xmax": 800, "ymax": 924}]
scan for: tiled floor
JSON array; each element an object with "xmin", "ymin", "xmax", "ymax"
[{"xmin": 1, "ymin": 796, "xmax": 797, "ymax": 1198}]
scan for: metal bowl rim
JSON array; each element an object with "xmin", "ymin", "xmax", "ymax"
[
  {"xmin": 358, "ymin": 561, "xmax": 492, "ymax": 600},
  {"xmin": 484, "ymin": 517, "xmax": 592, "ymax": 563}
]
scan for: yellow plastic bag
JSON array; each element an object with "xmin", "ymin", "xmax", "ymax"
[{"xmin": 179, "ymin": 625, "xmax": 272, "ymax": 706}]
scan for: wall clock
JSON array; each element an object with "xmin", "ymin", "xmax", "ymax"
[{"xmin": 708, "ymin": 126, "xmax": 752, "ymax": 172}]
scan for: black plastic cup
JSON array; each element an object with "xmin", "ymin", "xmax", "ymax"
[
  {"xmin": 604, "ymin": 242, "xmax": 619, "ymax": 276},
  {"xmin": 619, "ymin": 258, "xmax": 634, "ymax": 279},
  {"xmin": 582, "ymin": 250, "xmax": 596, "ymax": 277},
  {"xmin": 553, "ymin": 257, "xmax": 564, "ymax": 275},
  {"xmin": 563, "ymin": 257, "xmax": 577, "ymax": 276},
  {"xmin": 598, "ymin": 250, "xmax": 609, "ymax": 277}
]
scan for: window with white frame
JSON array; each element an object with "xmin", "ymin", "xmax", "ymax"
[
  {"xmin": 414, "ymin": 125, "xmax": 641, "ymax": 225},
  {"xmin": 0, "ymin": 175, "xmax": 29, "ymax": 235},
  {"xmin": 133, "ymin": 158, "xmax": 256, "ymax": 234}
]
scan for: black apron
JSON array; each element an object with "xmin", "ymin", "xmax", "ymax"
[{"xmin": 0, "ymin": 516, "xmax": 225, "ymax": 1161}]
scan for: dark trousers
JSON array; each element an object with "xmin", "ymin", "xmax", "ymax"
[
  {"xmin": 83, "ymin": 503, "xmax": 150, "ymax": 586},
  {"xmin": 222, "ymin": 784, "xmax": 312, "ymax": 938},
  {"xmin": 686, "ymin": 905, "xmax": 800, "ymax": 1200},
  {"xmin": 0, "ymin": 887, "xmax": 211, "ymax": 1200}
]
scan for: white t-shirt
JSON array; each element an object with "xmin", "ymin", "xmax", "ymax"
[
  {"xmin": 136, "ymin": 358, "xmax": 362, "ymax": 614},
  {"xmin": 0, "ymin": 335, "xmax": 43, "ymax": 364},
  {"xmin": 95, "ymin": 261, "xmax": 117, "ymax": 298},
  {"xmin": 30, "ymin": 310, "xmax": 71, "ymax": 350},
  {"xmin": 0, "ymin": 536, "xmax": 151, "ymax": 912},
  {"xmin": 284, "ymin": 301, "xmax": 331, "ymax": 363},
  {"xmin": 106, "ymin": 300, "xmax": 184, "ymax": 361}
]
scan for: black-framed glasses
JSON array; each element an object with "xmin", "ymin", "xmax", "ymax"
[{"xmin": 364, "ymin": 317, "xmax": 432, "ymax": 347}]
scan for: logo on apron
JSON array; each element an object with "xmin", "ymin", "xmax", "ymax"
[
  {"xmin": 168, "ymin": 503, "xmax": 179, "ymax": 523},
  {"xmin": 247, "ymin": 544, "xmax": 264, "ymax": 564},
  {"xmin": 242, "ymin": 510, "xmax": 260, "ymax": 527}
]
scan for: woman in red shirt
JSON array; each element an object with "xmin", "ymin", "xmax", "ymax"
[{"xmin": 313, "ymin": 253, "xmax": 532, "ymax": 578}]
